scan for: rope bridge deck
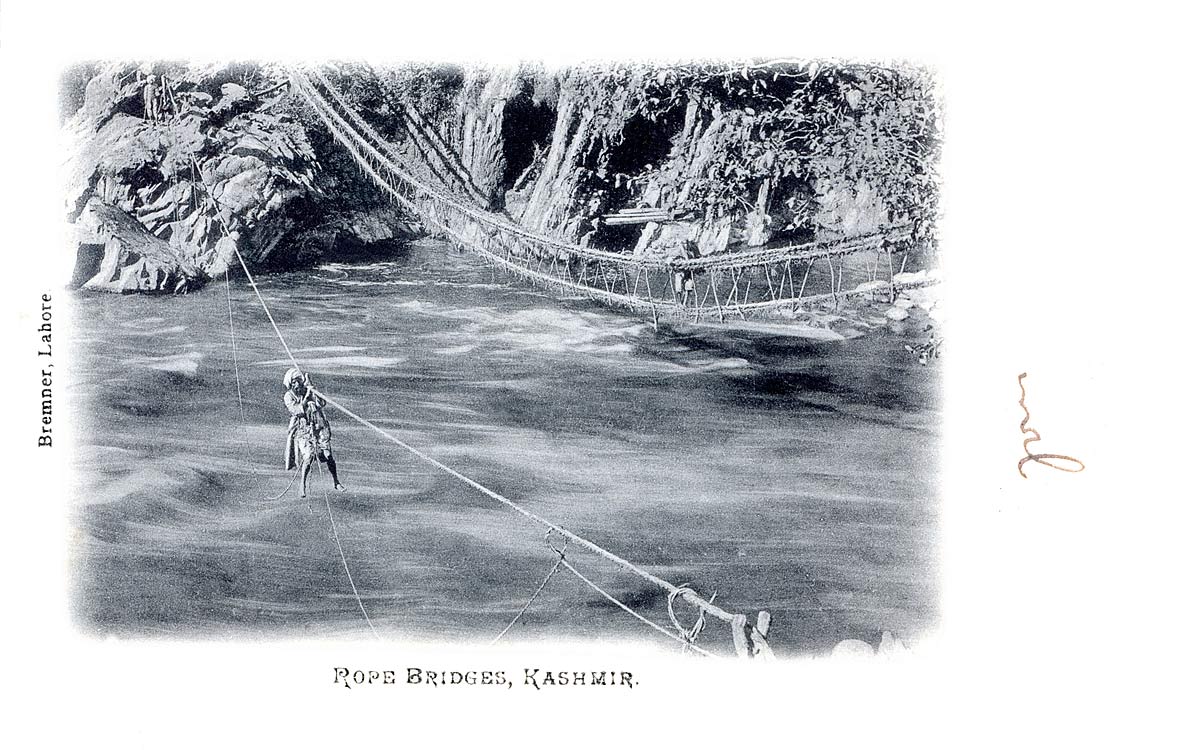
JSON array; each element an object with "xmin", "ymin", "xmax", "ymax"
[{"xmin": 292, "ymin": 70, "xmax": 938, "ymax": 325}]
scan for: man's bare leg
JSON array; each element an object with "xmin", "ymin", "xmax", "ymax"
[
  {"xmin": 322, "ymin": 451, "xmax": 345, "ymax": 491},
  {"xmin": 299, "ymin": 459, "xmax": 312, "ymax": 499}
]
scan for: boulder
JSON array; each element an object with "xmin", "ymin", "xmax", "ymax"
[
  {"xmin": 632, "ymin": 216, "xmax": 732, "ymax": 259},
  {"xmin": 74, "ymin": 199, "xmax": 202, "ymax": 294},
  {"xmin": 853, "ymin": 280, "xmax": 889, "ymax": 295},
  {"xmin": 832, "ymin": 639, "xmax": 876, "ymax": 657},
  {"xmin": 832, "ymin": 631, "xmax": 909, "ymax": 658},
  {"xmin": 633, "ymin": 220, "xmax": 691, "ymax": 258},
  {"xmin": 65, "ymin": 62, "xmax": 414, "ymax": 292}
]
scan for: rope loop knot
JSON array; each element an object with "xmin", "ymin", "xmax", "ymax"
[
  {"xmin": 543, "ymin": 528, "xmax": 570, "ymax": 560},
  {"xmin": 667, "ymin": 585, "xmax": 717, "ymax": 649}
]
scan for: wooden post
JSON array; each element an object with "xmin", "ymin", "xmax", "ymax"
[
  {"xmin": 726, "ymin": 270, "xmax": 741, "ymax": 308},
  {"xmin": 826, "ymin": 255, "xmax": 837, "ymax": 309},
  {"xmin": 731, "ymin": 614, "xmax": 751, "ymax": 658},
  {"xmin": 731, "ymin": 611, "xmax": 775, "ymax": 659},
  {"xmin": 709, "ymin": 273, "xmax": 725, "ymax": 323},
  {"xmin": 750, "ymin": 611, "xmax": 775, "ymax": 660},
  {"xmin": 886, "ymin": 241, "xmax": 896, "ymax": 303}
]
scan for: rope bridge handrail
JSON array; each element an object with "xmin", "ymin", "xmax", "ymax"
[{"xmin": 309, "ymin": 69, "xmax": 481, "ymax": 209}]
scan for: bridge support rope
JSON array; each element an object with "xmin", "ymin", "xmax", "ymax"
[{"xmin": 490, "ymin": 555, "xmax": 563, "ymax": 646}]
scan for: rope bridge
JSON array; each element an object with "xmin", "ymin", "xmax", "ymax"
[{"xmin": 292, "ymin": 69, "xmax": 938, "ymax": 326}]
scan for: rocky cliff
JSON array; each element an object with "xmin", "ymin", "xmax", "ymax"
[{"xmin": 65, "ymin": 62, "xmax": 418, "ymax": 293}]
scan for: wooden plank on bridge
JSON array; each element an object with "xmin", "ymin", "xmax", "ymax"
[{"xmin": 601, "ymin": 208, "xmax": 674, "ymax": 225}]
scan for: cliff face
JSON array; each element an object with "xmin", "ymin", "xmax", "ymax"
[
  {"xmin": 65, "ymin": 62, "xmax": 418, "ymax": 293},
  {"xmin": 475, "ymin": 63, "xmax": 939, "ymax": 258}
]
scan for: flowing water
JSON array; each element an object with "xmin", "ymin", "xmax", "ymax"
[{"xmin": 69, "ymin": 239, "xmax": 940, "ymax": 656}]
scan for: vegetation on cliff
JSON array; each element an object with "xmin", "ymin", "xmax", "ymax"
[
  {"xmin": 316, "ymin": 60, "xmax": 940, "ymax": 255},
  {"xmin": 503, "ymin": 61, "xmax": 940, "ymax": 255}
]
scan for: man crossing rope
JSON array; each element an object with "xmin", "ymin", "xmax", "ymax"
[{"xmin": 283, "ymin": 367, "xmax": 345, "ymax": 498}]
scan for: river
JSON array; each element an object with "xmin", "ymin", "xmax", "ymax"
[{"xmin": 69, "ymin": 238, "xmax": 940, "ymax": 656}]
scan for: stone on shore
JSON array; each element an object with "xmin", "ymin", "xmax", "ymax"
[{"xmin": 75, "ymin": 199, "xmax": 203, "ymax": 294}]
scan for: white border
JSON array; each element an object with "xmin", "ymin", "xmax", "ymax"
[{"xmin": 3, "ymin": 1, "xmax": 1195, "ymax": 745}]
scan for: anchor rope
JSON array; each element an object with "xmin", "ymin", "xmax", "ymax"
[
  {"xmin": 316, "ymin": 460, "xmax": 380, "ymax": 639},
  {"xmin": 668, "ymin": 586, "xmax": 714, "ymax": 648},
  {"xmin": 491, "ymin": 555, "xmax": 563, "ymax": 645},
  {"xmin": 263, "ymin": 464, "xmax": 302, "ymax": 502},
  {"xmin": 558, "ymin": 558, "xmax": 716, "ymax": 657}
]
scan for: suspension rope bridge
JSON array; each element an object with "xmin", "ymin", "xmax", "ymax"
[{"xmin": 292, "ymin": 69, "xmax": 939, "ymax": 327}]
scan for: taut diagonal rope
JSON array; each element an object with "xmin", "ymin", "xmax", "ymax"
[
  {"xmin": 316, "ymin": 461, "xmax": 380, "ymax": 639},
  {"xmin": 491, "ymin": 555, "xmax": 563, "ymax": 645}
]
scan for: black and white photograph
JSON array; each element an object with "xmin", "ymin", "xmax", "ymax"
[
  {"xmin": 62, "ymin": 59, "xmax": 942, "ymax": 656},
  {"xmin": 4, "ymin": 2, "xmax": 1194, "ymax": 747}
]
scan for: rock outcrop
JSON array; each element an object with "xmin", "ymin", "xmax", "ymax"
[
  {"xmin": 458, "ymin": 69, "xmax": 523, "ymax": 208},
  {"xmin": 65, "ymin": 62, "xmax": 419, "ymax": 293},
  {"xmin": 73, "ymin": 199, "xmax": 203, "ymax": 293}
]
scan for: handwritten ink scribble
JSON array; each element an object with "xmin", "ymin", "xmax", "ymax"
[{"xmin": 1017, "ymin": 372, "xmax": 1085, "ymax": 478}]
